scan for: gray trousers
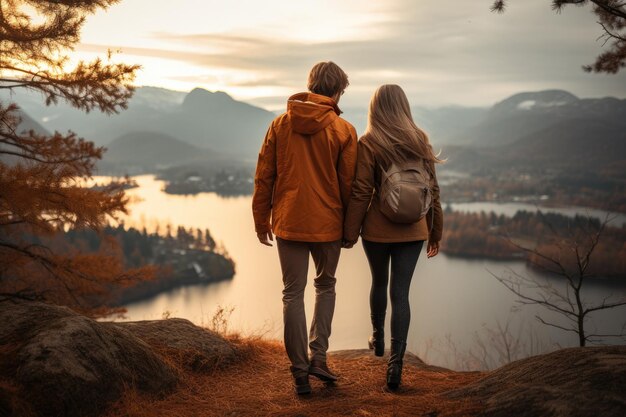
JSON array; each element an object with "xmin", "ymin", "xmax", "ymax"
[{"xmin": 276, "ymin": 238, "xmax": 341, "ymax": 377}]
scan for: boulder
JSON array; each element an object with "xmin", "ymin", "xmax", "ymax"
[
  {"xmin": 0, "ymin": 298, "xmax": 237, "ymax": 417},
  {"xmin": 110, "ymin": 318, "xmax": 237, "ymax": 371},
  {"xmin": 447, "ymin": 345, "xmax": 626, "ymax": 417}
]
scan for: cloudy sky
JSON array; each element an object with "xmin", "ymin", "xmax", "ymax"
[{"xmin": 77, "ymin": 0, "xmax": 626, "ymax": 111}]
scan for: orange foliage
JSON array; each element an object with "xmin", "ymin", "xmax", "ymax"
[
  {"xmin": 1, "ymin": 1, "xmax": 139, "ymax": 114},
  {"xmin": 441, "ymin": 211, "xmax": 522, "ymax": 259},
  {"xmin": 0, "ymin": 0, "xmax": 145, "ymax": 316}
]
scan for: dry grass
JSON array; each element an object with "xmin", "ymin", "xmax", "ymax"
[{"xmin": 104, "ymin": 336, "xmax": 485, "ymax": 417}]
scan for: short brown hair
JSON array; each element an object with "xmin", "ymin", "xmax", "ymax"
[{"xmin": 307, "ymin": 61, "xmax": 349, "ymax": 98}]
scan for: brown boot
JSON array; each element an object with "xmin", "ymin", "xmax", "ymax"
[
  {"xmin": 293, "ymin": 375, "xmax": 311, "ymax": 395},
  {"xmin": 309, "ymin": 359, "xmax": 338, "ymax": 382}
]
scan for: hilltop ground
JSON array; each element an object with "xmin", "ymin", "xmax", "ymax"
[
  {"xmin": 104, "ymin": 338, "xmax": 483, "ymax": 417},
  {"xmin": 1, "ymin": 298, "xmax": 625, "ymax": 417}
]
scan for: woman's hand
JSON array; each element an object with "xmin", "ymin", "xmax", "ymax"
[
  {"xmin": 342, "ymin": 238, "xmax": 357, "ymax": 249},
  {"xmin": 426, "ymin": 240, "xmax": 439, "ymax": 258}
]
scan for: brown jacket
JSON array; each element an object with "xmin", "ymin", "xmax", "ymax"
[
  {"xmin": 252, "ymin": 92, "xmax": 358, "ymax": 242},
  {"xmin": 343, "ymin": 135, "xmax": 443, "ymax": 244}
]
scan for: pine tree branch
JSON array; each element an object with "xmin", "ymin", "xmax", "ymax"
[
  {"xmin": 0, "ymin": 148, "xmax": 94, "ymax": 165},
  {"xmin": 1, "ymin": 62, "xmax": 138, "ymax": 114},
  {"xmin": 598, "ymin": 20, "xmax": 626, "ymax": 41},
  {"xmin": 0, "ymin": 0, "xmax": 144, "ymax": 316},
  {"xmin": 0, "ymin": 240, "xmax": 83, "ymax": 305},
  {"xmin": 589, "ymin": 0, "xmax": 626, "ymax": 19},
  {"xmin": 490, "ymin": 0, "xmax": 626, "ymax": 73}
]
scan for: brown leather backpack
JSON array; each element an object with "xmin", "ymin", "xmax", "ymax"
[{"xmin": 379, "ymin": 160, "xmax": 433, "ymax": 224}]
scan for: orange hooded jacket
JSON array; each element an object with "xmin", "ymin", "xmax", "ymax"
[{"xmin": 252, "ymin": 92, "xmax": 358, "ymax": 242}]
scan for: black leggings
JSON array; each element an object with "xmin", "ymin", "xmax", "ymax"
[{"xmin": 362, "ymin": 240, "xmax": 424, "ymax": 342}]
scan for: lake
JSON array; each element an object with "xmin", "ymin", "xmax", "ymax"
[{"xmin": 109, "ymin": 175, "xmax": 626, "ymax": 370}]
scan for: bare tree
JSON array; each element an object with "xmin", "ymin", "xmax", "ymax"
[
  {"xmin": 493, "ymin": 215, "xmax": 626, "ymax": 347},
  {"xmin": 491, "ymin": 0, "xmax": 626, "ymax": 73}
]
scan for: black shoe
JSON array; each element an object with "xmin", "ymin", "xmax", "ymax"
[
  {"xmin": 293, "ymin": 375, "xmax": 311, "ymax": 395},
  {"xmin": 369, "ymin": 313, "xmax": 385, "ymax": 357},
  {"xmin": 386, "ymin": 362, "xmax": 402, "ymax": 390},
  {"xmin": 309, "ymin": 360, "xmax": 338, "ymax": 382},
  {"xmin": 386, "ymin": 339, "xmax": 406, "ymax": 391},
  {"xmin": 368, "ymin": 335, "xmax": 385, "ymax": 357}
]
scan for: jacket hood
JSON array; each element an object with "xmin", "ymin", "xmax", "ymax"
[{"xmin": 287, "ymin": 92, "xmax": 341, "ymax": 135}]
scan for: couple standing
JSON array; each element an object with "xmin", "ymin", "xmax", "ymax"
[{"xmin": 252, "ymin": 61, "xmax": 443, "ymax": 394}]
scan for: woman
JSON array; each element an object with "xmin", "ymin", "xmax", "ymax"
[{"xmin": 343, "ymin": 84, "xmax": 443, "ymax": 390}]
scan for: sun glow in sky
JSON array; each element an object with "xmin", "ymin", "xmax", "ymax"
[{"xmin": 75, "ymin": 0, "xmax": 626, "ymax": 110}]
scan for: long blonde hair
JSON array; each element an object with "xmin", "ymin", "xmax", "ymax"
[{"xmin": 365, "ymin": 84, "xmax": 443, "ymax": 169}]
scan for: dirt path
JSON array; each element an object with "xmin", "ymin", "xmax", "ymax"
[{"xmin": 105, "ymin": 339, "xmax": 484, "ymax": 417}]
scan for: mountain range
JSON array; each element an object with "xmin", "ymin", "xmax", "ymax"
[
  {"xmin": 2, "ymin": 87, "xmax": 625, "ymax": 177},
  {"xmin": 441, "ymin": 90, "xmax": 626, "ymax": 176},
  {"xmin": 97, "ymin": 131, "xmax": 218, "ymax": 174},
  {"xmin": 1, "ymin": 86, "xmax": 275, "ymax": 162},
  {"xmin": 448, "ymin": 90, "xmax": 626, "ymax": 147}
]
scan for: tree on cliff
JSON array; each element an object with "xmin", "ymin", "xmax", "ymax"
[
  {"xmin": 491, "ymin": 0, "xmax": 626, "ymax": 73},
  {"xmin": 0, "ymin": 0, "xmax": 151, "ymax": 316}
]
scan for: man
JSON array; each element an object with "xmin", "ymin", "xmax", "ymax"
[{"xmin": 252, "ymin": 61, "xmax": 357, "ymax": 395}]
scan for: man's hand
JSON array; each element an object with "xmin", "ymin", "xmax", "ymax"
[
  {"xmin": 257, "ymin": 231, "xmax": 274, "ymax": 247},
  {"xmin": 427, "ymin": 240, "xmax": 439, "ymax": 258}
]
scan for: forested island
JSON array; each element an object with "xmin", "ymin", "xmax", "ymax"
[
  {"xmin": 61, "ymin": 224, "xmax": 236, "ymax": 305},
  {"xmin": 441, "ymin": 210, "xmax": 626, "ymax": 279},
  {"xmin": 159, "ymin": 167, "xmax": 253, "ymax": 196}
]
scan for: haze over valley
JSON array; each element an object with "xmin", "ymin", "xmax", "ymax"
[{"xmin": 6, "ymin": 86, "xmax": 625, "ymax": 207}]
